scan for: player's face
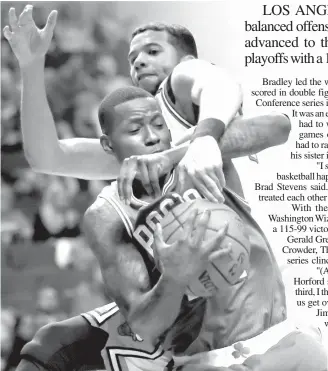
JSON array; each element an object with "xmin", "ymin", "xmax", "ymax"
[
  {"xmin": 109, "ymin": 97, "xmax": 172, "ymax": 162},
  {"xmin": 129, "ymin": 30, "xmax": 181, "ymax": 95}
]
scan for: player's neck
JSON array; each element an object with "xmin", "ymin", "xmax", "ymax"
[{"xmin": 132, "ymin": 172, "xmax": 171, "ymax": 202}]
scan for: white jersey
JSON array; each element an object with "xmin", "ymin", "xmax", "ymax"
[
  {"xmin": 156, "ymin": 77, "xmax": 195, "ymax": 144},
  {"xmin": 156, "ymin": 76, "xmax": 258, "ymax": 163}
]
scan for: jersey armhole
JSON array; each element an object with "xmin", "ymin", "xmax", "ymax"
[{"xmin": 165, "ymin": 74, "xmax": 200, "ymax": 123}]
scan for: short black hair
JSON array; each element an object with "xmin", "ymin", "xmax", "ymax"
[
  {"xmin": 131, "ymin": 22, "xmax": 198, "ymax": 58},
  {"xmin": 98, "ymin": 86, "xmax": 154, "ymax": 135}
]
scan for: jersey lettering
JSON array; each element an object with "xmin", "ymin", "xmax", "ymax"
[
  {"xmin": 199, "ymin": 271, "xmax": 217, "ymax": 293},
  {"xmin": 133, "ymin": 189, "xmax": 201, "ymax": 252}
]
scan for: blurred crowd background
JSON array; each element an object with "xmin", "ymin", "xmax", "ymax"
[{"xmin": 1, "ymin": 2, "xmax": 140, "ymax": 369}]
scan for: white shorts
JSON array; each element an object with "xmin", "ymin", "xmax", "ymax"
[{"xmin": 173, "ymin": 319, "xmax": 327, "ymax": 371}]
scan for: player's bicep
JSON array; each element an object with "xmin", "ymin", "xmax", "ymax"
[
  {"xmin": 194, "ymin": 62, "xmax": 242, "ymax": 124},
  {"xmin": 172, "ymin": 60, "xmax": 243, "ymax": 125},
  {"xmin": 82, "ymin": 201, "xmax": 151, "ymax": 316},
  {"xmin": 110, "ymin": 246, "xmax": 152, "ymax": 314},
  {"xmin": 54, "ymin": 138, "xmax": 120, "ymax": 180}
]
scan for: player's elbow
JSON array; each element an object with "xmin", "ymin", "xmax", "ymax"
[
  {"xmin": 23, "ymin": 146, "xmax": 43, "ymax": 172},
  {"xmin": 23, "ymin": 141, "xmax": 67, "ymax": 175},
  {"xmin": 269, "ymin": 112, "xmax": 292, "ymax": 146},
  {"xmin": 20, "ymin": 322, "xmax": 68, "ymax": 367},
  {"xmin": 23, "ymin": 146, "xmax": 57, "ymax": 175},
  {"xmin": 25, "ymin": 158, "xmax": 49, "ymax": 174}
]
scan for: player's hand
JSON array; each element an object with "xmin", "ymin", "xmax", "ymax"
[
  {"xmin": 3, "ymin": 5, "xmax": 57, "ymax": 67},
  {"xmin": 153, "ymin": 209, "xmax": 231, "ymax": 286},
  {"xmin": 176, "ymin": 136, "xmax": 226, "ymax": 203},
  {"xmin": 117, "ymin": 153, "xmax": 173, "ymax": 204}
]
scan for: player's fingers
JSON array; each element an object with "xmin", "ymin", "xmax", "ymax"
[
  {"xmin": 193, "ymin": 209, "xmax": 211, "ymax": 246},
  {"xmin": 214, "ymin": 165, "xmax": 226, "ymax": 189},
  {"xmin": 204, "ymin": 223, "xmax": 229, "ymax": 253},
  {"xmin": 189, "ymin": 175, "xmax": 217, "ymax": 202},
  {"xmin": 18, "ymin": 4, "xmax": 33, "ymax": 26},
  {"xmin": 208, "ymin": 243, "xmax": 232, "ymax": 261},
  {"xmin": 198, "ymin": 169, "xmax": 225, "ymax": 203},
  {"xmin": 147, "ymin": 162, "xmax": 161, "ymax": 198},
  {"xmin": 8, "ymin": 7, "xmax": 18, "ymax": 31},
  {"xmin": 3, "ymin": 26, "xmax": 13, "ymax": 41},
  {"xmin": 118, "ymin": 159, "xmax": 135, "ymax": 204},
  {"xmin": 176, "ymin": 165, "xmax": 186, "ymax": 194},
  {"xmin": 153, "ymin": 223, "xmax": 167, "ymax": 248},
  {"xmin": 117, "ymin": 161, "xmax": 127, "ymax": 201},
  {"xmin": 182, "ymin": 208, "xmax": 198, "ymax": 239},
  {"xmin": 43, "ymin": 10, "xmax": 58, "ymax": 36},
  {"xmin": 123, "ymin": 161, "xmax": 137, "ymax": 205},
  {"xmin": 137, "ymin": 158, "xmax": 152, "ymax": 196},
  {"xmin": 152, "ymin": 240, "xmax": 162, "ymax": 270}
]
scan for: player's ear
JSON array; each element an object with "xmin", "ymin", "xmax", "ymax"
[
  {"xmin": 100, "ymin": 134, "xmax": 113, "ymax": 154},
  {"xmin": 180, "ymin": 54, "xmax": 196, "ymax": 63}
]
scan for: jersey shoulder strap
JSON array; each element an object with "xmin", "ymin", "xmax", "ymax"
[{"xmin": 97, "ymin": 183, "xmax": 134, "ymax": 238}]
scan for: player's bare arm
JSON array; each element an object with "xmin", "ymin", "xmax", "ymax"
[
  {"xmin": 219, "ymin": 112, "xmax": 291, "ymax": 159},
  {"xmin": 3, "ymin": 5, "xmax": 118, "ymax": 180},
  {"xmin": 83, "ymin": 198, "xmax": 186, "ymax": 345},
  {"xmin": 170, "ymin": 59, "xmax": 244, "ymax": 202},
  {"xmin": 83, "ymin": 200, "xmax": 228, "ymax": 344}
]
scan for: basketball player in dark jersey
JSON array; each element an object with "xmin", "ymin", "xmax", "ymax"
[
  {"xmin": 16, "ymin": 88, "xmax": 327, "ymax": 371},
  {"xmin": 4, "ymin": 5, "xmax": 291, "ymax": 204},
  {"xmin": 6, "ymin": 3, "xmax": 324, "ymax": 371}
]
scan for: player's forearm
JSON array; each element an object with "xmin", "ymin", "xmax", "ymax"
[
  {"xmin": 127, "ymin": 275, "xmax": 186, "ymax": 344},
  {"xmin": 162, "ymin": 112, "xmax": 291, "ymax": 164},
  {"xmin": 20, "ymin": 58, "xmax": 62, "ymax": 171},
  {"xmin": 162, "ymin": 143, "xmax": 189, "ymax": 166},
  {"xmin": 220, "ymin": 113, "xmax": 291, "ymax": 160}
]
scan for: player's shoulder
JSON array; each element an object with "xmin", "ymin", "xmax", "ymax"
[
  {"xmin": 172, "ymin": 59, "xmax": 227, "ymax": 79},
  {"xmin": 83, "ymin": 187, "xmax": 123, "ymax": 240},
  {"xmin": 85, "ymin": 183, "xmax": 118, "ymax": 219},
  {"xmin": 170, "ymin": 59, "xmax": 232, "ymax": 95}
]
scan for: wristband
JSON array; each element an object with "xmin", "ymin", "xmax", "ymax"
[{"xmin": 191, "ymin": 118, "xmax": 225, "ymax": 142}]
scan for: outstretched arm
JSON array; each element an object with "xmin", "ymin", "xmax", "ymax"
[
  {"xmin": 21, "ymin": 60, "xmax": 119, "ymax": 179},
  {"xmin": 174, "ymin": 112, "xmax": 291, "ymax": 160},
  {"xmin": 4, "ymin": 5, "xmax": 119, "ymax": 180}
]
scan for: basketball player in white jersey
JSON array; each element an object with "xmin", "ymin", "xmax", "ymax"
[
  {"xmin": 3, "ymin": 5, "xmax": 291, "ymax": 204},
  {"xmin": 16, "ymin": 87, "xmax": 326, "ymax": 371}
]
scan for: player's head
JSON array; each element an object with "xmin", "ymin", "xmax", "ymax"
[
  {"xmin": 129, "ymin": 23, "xmax": 198, "ymax": 94},
  {"xmin": 99, "ymin": 86, "xmax": 172, "ymax": 163}
]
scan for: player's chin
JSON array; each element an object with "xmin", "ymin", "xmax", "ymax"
[{"xmin": 137, "ymin": 79, "xmax": 159, "ymax": 95}]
